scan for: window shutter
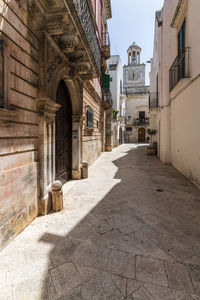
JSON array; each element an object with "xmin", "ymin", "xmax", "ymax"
[{"xmin": 102, "ymin": 73, "xmax": 110, "ymax": 89}]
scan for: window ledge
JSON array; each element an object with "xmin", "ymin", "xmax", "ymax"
[{"xmin": 0, "ymin": 108, "xmax": 17, "ymax": 123}]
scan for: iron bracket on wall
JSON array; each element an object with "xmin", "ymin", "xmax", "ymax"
[{"xmin": 0, "ymin": 39, "xmax": 5, "ymax": 108}]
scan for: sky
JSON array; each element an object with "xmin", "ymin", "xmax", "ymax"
[{"xmin": 107, "ymin": 0, "xmax": 164, "ymax": 85}]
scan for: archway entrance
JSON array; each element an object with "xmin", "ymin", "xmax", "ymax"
[
  {"xmin": 138, "ymin": 127, "xmax": 146, "ymax": 143},
  {"xmin": 55, "ymin": 80, "xmax": 72, "ymax": 180}
]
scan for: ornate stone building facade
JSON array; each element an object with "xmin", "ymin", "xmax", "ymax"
[
  {"xmin": 0, "ymin": 0, "xmax": 112, "ymax": 250},
  {"xmin": 123, "ymin": 43, "xmax": 149, "ymax": 143}
]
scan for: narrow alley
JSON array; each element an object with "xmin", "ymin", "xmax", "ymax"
[{"xmin": 1, "ymin": 144, "xmax": 200, "ymax": 299}]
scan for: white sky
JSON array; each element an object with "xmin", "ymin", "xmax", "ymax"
[{"xmin": 107, "ymin": 0, "xmax": 164, "ymax": 85}]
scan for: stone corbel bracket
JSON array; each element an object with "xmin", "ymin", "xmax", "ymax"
[{"xmin": 36, "ymin": 97, "xmax": 61, "ymax": 116}]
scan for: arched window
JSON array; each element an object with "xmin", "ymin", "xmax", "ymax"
[{"xmin": 86, "ymin": 106, "xmax": 94, "ymax": 128}]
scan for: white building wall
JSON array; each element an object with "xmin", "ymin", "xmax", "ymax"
[{"xmin": 151, "ymin": 0, "xmax": 200, "ymax": 187}]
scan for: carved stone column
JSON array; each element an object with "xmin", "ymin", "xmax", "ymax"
[
  {"xmin": 71, "ymin": 115, "xmax": 83, "ymax": 180},
  {"xmin": 37, "ymin": 98, "xmax": 61, "ymax": 215}
]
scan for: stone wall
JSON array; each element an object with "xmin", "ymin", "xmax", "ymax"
[
  {"xmin": 82, "ymin": 82, "xmax": 104, "ymax": 165},
  {"xmin": 0, "ymin": 1, "xmax": 39, "ymax": 249}
]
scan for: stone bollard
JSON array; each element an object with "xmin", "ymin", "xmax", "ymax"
[
  {"xmin": 52, "ymin": 180, "xmax": 63, "ymax": 212},
  {"xmin": 82, "ymin": 161, "xmax": 88, "ymax": 179}
]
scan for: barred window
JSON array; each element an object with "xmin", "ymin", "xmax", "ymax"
[{"xmin": 87, "ymin": 107, "xmax": 94, "ymax": 128}]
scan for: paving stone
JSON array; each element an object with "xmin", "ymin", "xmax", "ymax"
[
  {"xmin": 68, "ymin": 225, "xmax": 97, "ymax": 242},
  {"xmin": 70, "ymin": 241, "xmax": 110, "ymax": 271},
  {"xmin": 128, "ymin": 231, "xmax": 170, "ymax": 260},
  {"xmin": 50, "ymin": 262, "xmax": 83, "ymax": 295},
  {"xmin": 127, "ymin": 287, "xmax": 153, "ymax": 300},
  {"xmin": 151, "ymin": 233, "xmax": 193, "ymax": 262},
  {"xmin": 127, "ymin": 279, "xmax": 144, "ymax": 297},
  {"xmin": 111, "ymin": 275, "xmax": 127, "ymax": 296},
  {"xmin": 50, "ymin": 237, "xmax": 81, "ymax": 267},
  {"xmin": 107, "ymin": 249, "xmax": 136, "ymax": 279},
  {"xmin": 53, "ymin": 287, "xmax": 84, "ymax": 300},
  {"xmin": 0, "ymin": 286, "xmax": 13, "ymax": 300},
  {"xmin": 166, "ymin": 261, "xmax": 194, "ymax": 292},
  {"xmin": 13, "ymin": 272, "xmax": 56, "ymax": 300},
  {"xmin": 187, "ymin": 264, "xmax": 200, "ymax": 295},
  {"xmin": 80, "ymin": 273, "xmax": 124, "ymax": 300},
  {"xmin": 136, "ymin": 255, "xmax": 168, "ymax": 286},
  {"xmin": 1, "ymin": 144, "xmax": 200, "ymax": 298},
  {"xmin": 145, "ymin": 283, "xmax": 187, "ymax": 299},
  {"xmin": 7, "ymin": 257, "xmax": 53, "ymax": 285}
]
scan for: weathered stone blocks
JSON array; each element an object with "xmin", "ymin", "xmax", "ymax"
[{"xmin": 52, "ymin": 181, "xmax": 63, "ymax": 212}]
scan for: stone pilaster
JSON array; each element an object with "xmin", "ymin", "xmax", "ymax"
[
  {"xmin": 37, "ymin": 97, "xmax": 61, "ymax": 215},
  {"xmin": 71, "ymin": 115, "xmax": 83, "ymax": 180}
]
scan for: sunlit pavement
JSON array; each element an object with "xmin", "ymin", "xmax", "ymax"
[{"xmin": 1, "ymin": 144, "xmax": 200, "ymax": 299}]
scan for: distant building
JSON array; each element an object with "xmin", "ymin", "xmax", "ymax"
[
  {"xmin": 123, "ymin": 43, "xmax": 149, "ymax": 143},
  {"xmin": 107, "ymin": 55, "xmax": 126, "ymax": 146}
]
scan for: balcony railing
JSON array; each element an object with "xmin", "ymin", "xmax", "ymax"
[
  {"xmin": 102, "ymin": 32, "xmax": 110, "ymax": 48},
  {"xmin": 102, "ymin": 88, "xmax": 113, "ymax": 107},
  {"xmin": 101, "ymin": 32, "xmax": 110, "ymax": 59},
  {"xmin": 149, "ymin": 93, "xmax": 159, "ymax": 109},
  {"xmin": 73, "ymin": 0, "xmax": 101, "ymax": 73},
  {"xmin": 169, "ymin": 47, "xmax": 190, "ymax": 91},
  {"xmin": 134, "ymin": 118, "xmax": 149, "ymax": 126}
]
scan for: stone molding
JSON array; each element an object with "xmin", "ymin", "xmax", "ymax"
[
  {"xmin": 171, "ymin": 0, "xmax": 188, "ymax": 28},
  {"xmin": 0, "ymin": 109, "xmax": 17, "ymax": 123}
]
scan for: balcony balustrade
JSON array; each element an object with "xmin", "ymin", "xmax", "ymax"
[
  {"xmin": 102, "ymin": 87, "xmax": 113, "ymax": 108},
  {"xmin": 72, "ymin": 0, "xmax": 101, "ymax": 74},
  {"xmin": 101, "ymin": 32, "xmax": 111, "ymax": 59},
  {"xmin": 169, "ymin": 47, "xmax": 190, "ymax": 91},
  {"xmin": 134, "ymin": 118, "xmax": 149, "ymax": 126}
]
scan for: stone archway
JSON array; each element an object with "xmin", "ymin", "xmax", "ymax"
[
  {"xmin": 37, "ymin": 64, "xmax": 84, "ymax": 215},
  {"xmin": 138, "ymin": 127, "xmax": 146, "ymax": 143}
]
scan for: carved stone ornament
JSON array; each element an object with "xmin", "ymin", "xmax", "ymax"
[
  {"xmin": 47, "ymin": 0, "xmax": 58, "ymax": 7},
  {"xmin": 69, "ymin": 66, "xmax": 78, "ymax": 78},
  {"xmin": 46, "ymin": 43, "xmax": 62, "ymax": 82},
  {"xmin": 36, "ymin": 98, "xmax": 61, "ymax": 115},
  {"xmin": 17, "ymin": 0, "xmax": 27, "ymax": 11},
  {"xmin": 59, "ymin": 33, "xmax": 79, "ymax": 54}
]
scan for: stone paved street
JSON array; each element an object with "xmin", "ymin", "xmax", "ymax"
[{"xmin": 1, "ymin": 144, "xmax": 200, "ymax": 300}]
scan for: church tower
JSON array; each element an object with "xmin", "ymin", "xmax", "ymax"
[
  {"xmin": 123, "ymin": 42, "xmax": 147, "ymax": 94},
  {"xmin": 123, "ymin": 42, "xmax": 150, "ymax": 144}
]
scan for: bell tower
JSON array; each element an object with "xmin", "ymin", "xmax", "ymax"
[{"xmin": 123, "ymin": 42, "xmax": 146, "ymax": 94}]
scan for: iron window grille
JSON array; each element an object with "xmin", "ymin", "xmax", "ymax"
[
  {"xmin": 0, "ymin": 39, "xmax": 5, "ymax": 108},
  {"xmin": 87, "ymin": 107, "xmax": 94, "ymax": 128}
]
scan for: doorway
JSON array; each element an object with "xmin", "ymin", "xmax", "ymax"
[
  {"xmin": 55, "ymin": 80, "xmax": 72, "ymax": 180},
  {"xmin": 138, "ymin": 127, "xmax": 146, "ymax": 143}
]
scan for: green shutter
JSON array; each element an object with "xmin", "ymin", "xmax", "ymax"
[{"xmin": 102, "ymin": 74, "xmax": 110, "ymax": 89}]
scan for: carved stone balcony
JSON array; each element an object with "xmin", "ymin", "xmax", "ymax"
[
  {"xmin": 101, "ymin": 32, "xmax": 111, "ymax": 60},
  {"xmin": 27, "ymin": 0, "xmax": 102, "ymax": 78}
]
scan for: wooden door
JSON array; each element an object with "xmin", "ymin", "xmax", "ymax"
[
  {"xmin": 138, "ymin": 127, "xmax": 146, "ymax": 143},
  {"xmin": 55, "ymin": 80, "xmax": 72, "ymax": 180}
]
